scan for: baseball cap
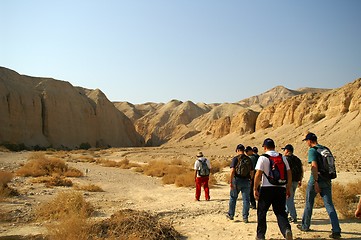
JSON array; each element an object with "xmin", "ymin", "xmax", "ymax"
[
  {"xmin": 281, "ymin": 144, "xmax": 294, "ymax": 152},
  {"xmin": 235, "ymin": 144, "xmax": 245, "ymax": 151},
  {"xmin": 303, "ymin": 132, "xmax": 317, "ymax": 141},
  {"xmin": 262, "ymin": 138, "xmax": 275, "ymax": 148}
]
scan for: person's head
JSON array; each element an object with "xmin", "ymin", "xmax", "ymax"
[
  {"xmin": 252, "ymin": 147, "xmax": 258, "ymax": 154},
  {"xmin": 245, "ymin": 146, "xmax": 253, "ymax": 156},
  {"xmin": 196, "ymin": 151, "xmax": 204, "ymax": 158},
  {"xmin": 235, "ymin": 144, "xmax": 245, "ymax": 154},
  {"xmin": 302, "ymin": 132, "xmax": 318, "ymax": 147},
  {"xmin": 262, "ymin": 138, "xmax": 275, "ymax": 151},
  {"xmin": 281, "ymin": 144, "xmax": 294, "ymax": 156}
]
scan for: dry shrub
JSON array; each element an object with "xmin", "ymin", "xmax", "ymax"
[
  {"xmin": 31, "ymin": 176, "xmax": 73, "ymax": 188},
  {"xmin": 36, "ymin": 191, "xmax": 93, "ymax": 221},
  {"xmin": 76, "ymin": 155, "xmax": 96, "ymax": 163},
  {"xmin": 332, "ymin": 181, "xmax": 360, "ymax": 219},
  {"xmin": 47, "ymin": 213, "xmax": 89, "ymax": 240},
  {"xmin": 143, "ymin": 160, "xmax": 169, "ymax": 177},
  {"xmin": 0, "ymin": 170, "xmax": 18, "ymax": 199},
  {"xmin": 96, "ymin": 159, "xmax": 120, "ymax": 167},
  {"xmin": 88, "ymin": 209, "xmax": 181, "ymax": 240},
  {"xmin": 74, "ymin": 184, "xmax": 104, "ymax": 192},
  {"xmin": 16, "ymin": 153, "xmax": 83, "ymax": 178},
  {"xmin": 118, "ymin": 159, "xmax": 141, "ymax": 169}
]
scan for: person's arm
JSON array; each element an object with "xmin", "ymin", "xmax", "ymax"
[
  {"xmin": 311, "ymin": 161, "xmax": 321, "ymax": 193},
  {"xmin": 253, "ymin": 170, "xmax": 262, "ymax": 200},
  {"xmin": 194, "ymin": 170, "xmax": 197, "ymax": 182},
  {"xmin": 230, "ymin": 167, "xmax": 235, "ymax": 189},
  {"xmin": 355, "ymin": 197, "xmax": 361, "ymax": 218},
  {"xmin": 286, "ymin": 169, "xmax": 292, "ymax": 198}
]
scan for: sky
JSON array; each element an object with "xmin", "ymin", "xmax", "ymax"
[{"xmin": 1, "ymin": 1, "xmax": 361, "ymax": 104}]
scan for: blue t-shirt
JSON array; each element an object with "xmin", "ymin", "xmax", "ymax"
[{"xmin": 308, "ymin": 144, "xmax": 327, "ymax": 183}]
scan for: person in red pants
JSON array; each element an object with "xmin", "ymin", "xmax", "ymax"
[{"xmin": 194, "ymin": 151, "xmax": 211, "ymax": 201}]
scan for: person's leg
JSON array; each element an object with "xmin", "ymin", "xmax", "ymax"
[
  {"xmin": 241, "ymin": 179, "xmax": 251, "ymax": 220},
  {"xmin": 250, "ymin": 178, "xmax": 256, "ymax": 208},
  {"xmin": 301, "ymin": 181, "xmax": 317, "ymax": 229},
  {"xmin": 319, "ymin": 182, "xmax": 341, "ymax": 234},
  {"xmin": 195, "ymin": 177, "xmax": 201, "ymax": 200},
  {"xmin": 286, "ymin": 181, "xmax": 298, "ymax": 220},
  {"xmin": 272, "ymin": 187, "xmax": 292, "ymax": 237},
  {"xmin": 203, "ymin": 177, "xmax": 210, "ymax": 200},
  {"xmin": 228, "ymin": 178, "xmax": 241, "ymax": 218},
  {"xmin": 257, "ymin": 187, "xmax": 272, "ymax": 239}
]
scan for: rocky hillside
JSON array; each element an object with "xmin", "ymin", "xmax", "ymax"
[{"xmin": 0, "ymin": 67, "xmax": 143, "ymax": 149}]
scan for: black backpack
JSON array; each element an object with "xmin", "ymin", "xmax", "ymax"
[
  {"xmin": 198, "ymin": 159, "xmax": 210, "ymax": 177},
  {"xmin": 235, "ymin": 154, "xmax": 252, "ymax": 178},
  {"xmin": 286, "ymin": 155, "xmax": 303, "ymax": 182},
  {"xmin": 262, "ymin": 154, "xmax": 288, "ymax": 185},
  {"xmin": 313, "ymin": 146, "xmax": 337, "ymax": 180}
]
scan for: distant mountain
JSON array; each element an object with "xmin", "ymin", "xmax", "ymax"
[{"xmin": 1, "ymin": 66, "xmax": 359, "ymax": 152}]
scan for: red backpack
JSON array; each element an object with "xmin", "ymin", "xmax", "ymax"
[{"xmin": 262, "ymin": 154, "xmax": 288, "ymax": 185}]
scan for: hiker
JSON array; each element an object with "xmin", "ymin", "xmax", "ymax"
[
  {"xmin": 282, "ymin": 144, "xmax": 303, "ymax": 223},
  {"xmin": 253, "ymin": 146, "xmax": 260, "ymax": 159},
  {"xmin": 227, "ymin": 144, "xmax": 254, "ymax": 222},
  {"xmin": 245, "ymin": 146, "xmax": 258, "ymax": 209},
  {"xmin": 355, "ymin": 197, "xmax": 361, "ymax": 218},
  {"xmin": 254, "ymin": 138, "xmax": 293, "ymax": 240},
  {"xmin": 297, "ymin": 132, "xmax": 341, "ymax": 239},
  {"xmin": 194, "ymin": 151, "xmax": 211, "ymax": 201}
]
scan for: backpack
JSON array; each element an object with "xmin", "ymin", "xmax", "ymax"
[
  {"xmin": 198, "ymin": 159, "xmax": 210, "ymax": 177},
  {"xmin": 235, "ymin": 154, "xmax": 252, "ymax": 178},
  {"xmin": 262, "ymin": 154, "xmax": 288, "ymax": 185},
  {"xmin": 313, "ymin": 146, "xmax": 337, "ymax": 180},
  {"xmin": 286, "ymin": 155, "xmax": 303, "ymax": 182}
]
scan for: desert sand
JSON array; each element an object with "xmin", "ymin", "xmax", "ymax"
[{"xmin": 1, "ymin": 145, "xmax": 361, "ymax": 240}]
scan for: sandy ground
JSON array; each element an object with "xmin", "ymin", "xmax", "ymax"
[{"xmin": 1, "ymin": 149, "xmax": 361, "ymax": 240}]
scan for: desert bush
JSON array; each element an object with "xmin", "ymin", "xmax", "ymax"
[
  {"xmin": 47, "ymin": 213, "xmax": 89, "ymax": 240},
  {"xmin": 0, "ymin": 170, "xmax": 18, "ymax": 199},
  {"xmin": 1, "ymin": 142, "xmax": 27, "ymax": 152},
  {"xmin": 79, "ymin": 142, "xmax": 91, "ymax": 150},
  {"xmin": 36, "ymin": 191, "xmax": 93, "ymax": 221},
  {"xmin": 96, "ymin": 158, "xmax": 120, "ymax": 168},
  {"xmin": 88, "ymin": 209, "xmax": 181, "ymax": 240},
  {"xmin": 31, "ymin": 176, "xmax": 73, "ymax": 188},
  {"xmin": 332, "ymin": 181, "xmax": 360, "ymax": 219},
  {"xmin": 16, "ymin": 153, "xmax": 83, "ymax": 178},
  {"xmin": 74, "ymin": 184, "xmax": 104, "ymax": 192}
]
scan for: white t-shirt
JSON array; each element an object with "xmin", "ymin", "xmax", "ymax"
[
  {"xmin": 255, "ymin": 150, "xmax": 290, "ymax": 187},
  {"xmin": 194, "ymin": 157, "xmax": 211, "ymax": 177}
]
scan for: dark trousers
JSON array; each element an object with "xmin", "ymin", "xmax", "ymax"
[{"xmin": 257, "ymin": 187, "xmax": 291, "ymax": 239}]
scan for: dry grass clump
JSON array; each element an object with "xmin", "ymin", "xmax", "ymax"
[
  {"xmin": 31, "ymin": 176, "xmax": 73, "ymax": 188},
  {"xmin": 0, "ymin": 170, "xmax": 18, "ymax": 199},
  {"xmin": 95, "ymin": 158, "xmax": 140, "ymax": 169},
  {"xmin": 16, "ymin": 153, "xmax": 83, "ymax": 178},
  {"xmin": 74, "ymin": 184, "xmax": 104, "ymax": 192},
  {"xmin": 36, "ymin": 191, "xmax": 93, "ymax": 221},
  {"xmin": 88, "ymin": 209, "xmax": 181, "ymax": 240},
  {"xmin": 332, "ymin": 181, "xmax": 360, "ymax": 219},
  {"xmin": 142, "ymin": 160, "xmax": 217, "ymax": 188}
]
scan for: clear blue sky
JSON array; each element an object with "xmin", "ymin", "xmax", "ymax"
[{"xmin": 1, "ymin": 1, "xmax": 361, "ymax": 104}]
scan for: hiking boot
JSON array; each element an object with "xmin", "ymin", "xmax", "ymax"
[
  {"xmin": 296, "ymin": 224, "xmax": 310, "ymax": 232},
  {"xmin": 329, "ymin": 232, "xmax": 341, "ymax": 239},
  {"xmin": 288, "ymin": 217, "xmax": 297, "ymax": 223},
  {"xmin": 243, "ymin": 218, "xmax": 249, "ymax": 223},
  {"xmin": 285, "ymin": 229, "xmax": 293, "ymax": 240},
  {"xmin": 226, "ymin": 213, "xmax": 234, "ymax": 220},
  {"xmin": 255, "ymin": 236, "xmax": 265, "ymax": 240}
]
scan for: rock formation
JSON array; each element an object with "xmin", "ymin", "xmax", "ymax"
[{"xmin": 0, "ymin": 67, "xmax": 143, "ymax": 148}]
